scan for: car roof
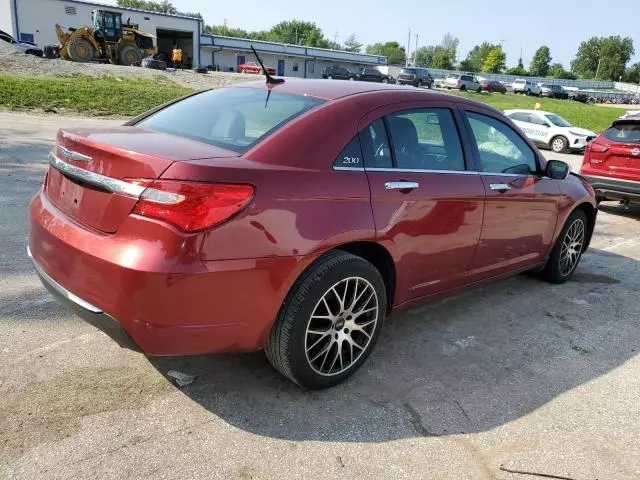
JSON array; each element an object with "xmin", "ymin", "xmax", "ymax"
[{"xmin": 505, "ymin": 109, "xmax": 555, "ymax": 116}]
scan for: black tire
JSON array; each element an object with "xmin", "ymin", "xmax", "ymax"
[
  {"xmin": 381, "ymin": 78, "xmax": 389, "ymax": 84},
  {"xmin": 476, "ymin": 86, "xmax": 481, "ymax": 93},
  {"xmin": 525, "ymin": 89, "xmax": 531, "ymax": 96},
  {"xmin": 327, "ymin": 75, "xmax": 333, "ymax": 79},
  {"xmin": 551, "ymin": 135, "xmax": 569, "ymax": 153},
  {"xmin": 265, "ymin": 251, "xmax": 387, "ymax": 390},
  {"xmin": 540, "ymin": 209, "xmax": 587, "ymax": 284},
  {"xmin": 119, "ymin": 45, "xmax": 142, "ymax": 66},
  {"xmin": 460, "ymin": 85, "xmax": 467, "ymax": 91},
  {"xmin": 67, "ymin": 37, "xmax": 94, "ymax": 63}
]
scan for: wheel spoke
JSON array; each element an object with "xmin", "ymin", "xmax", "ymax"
[
  {"xmin": 353, "ymin": 306, "xmax": 377, "ymax": 319},
  {"xmin": 311, "ymin": 341, "xmax": 333, "ymax": 363},
  {"xmin": 306, "ymin": 331, "xmax": 331, "ymax": 352}
]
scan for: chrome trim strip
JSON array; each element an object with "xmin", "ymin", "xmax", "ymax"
[
  {"xmin": 583, "ymin": 175, "xmax": 640, "ymax": 185},
  {"xmin": 366, "ymin": 168, "xmax": 480, "ymax": 175},
  {"xmin": 27, "ymin": 246, "xmax": 102, "ymax": 313},
  {"xmin": 49, "ymin": 153, "xmax": 146, "ymax": 199},
  {"xmin": 333, "ymin": 166, "xmax": 365, "ymax": 171},
  {"xmin": 385, "ymin": 181, "xmax": 420, "ymax": 190},
  {"xmin": 58, "ymin": 145, "xmax": 92, "ymax": 162},
  {"xmin": 48, "ymin": 153, "xmax": 184, "ymax": 205}
]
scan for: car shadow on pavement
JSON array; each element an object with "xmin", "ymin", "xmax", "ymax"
[
  {"xmin": 597, "ymin": 202, "xmax": 640, "ymax": 221},
  {"xmin": 148, "ymin": 247, "xmax": 640, "ymax": 442}
]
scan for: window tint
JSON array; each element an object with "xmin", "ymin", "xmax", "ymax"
[
  {"xmin": 361, "ymin": 119, "xmax": 392, "ymax": 168},
  {"xmin": 465, "ymin": 112, "xmax": 538, "ymax": 175},
  {"xmin": 138, "ymin": 88, "xmax": 324, "ymax": 153},
  {"xmin": 461, "ymin": 75, "xmax": 472, "ymax": 81},
  {"xmin": 334, "ymin": 136, "xmax": 364, "ymax": 169},
  {"xmin": 603, "ymin": 123, "xmax": 640, "ymax": 144},
  {"xmin": 529, "ymin": 115, "xmax": 549, "ymax": 126},
  {"xmin": 386, "ymin": 109, "xmax": 465, "ymax": 171},
  {"xmin": 509, "ymin": 112, "xmax": 531, "ymax": 123}
]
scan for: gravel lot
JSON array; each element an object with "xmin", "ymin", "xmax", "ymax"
[
  {"xmin": 1, "ymin": 112, "xmax": 639, "ymax": 479},
  {"xmin": 0, "ymin": 42, "xmax": 256, "ymax": 90}
]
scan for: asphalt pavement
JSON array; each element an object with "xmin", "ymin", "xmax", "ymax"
[{"xmin": 1, "ymin": 112, "xmax": 639, "ymax": 479}]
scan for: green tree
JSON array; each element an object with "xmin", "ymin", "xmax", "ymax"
[
  {"xmin": 548, "ymin": 63, "xmax": 577, "ymax": 80},
  {"xmin": 343, "ymin": 34, "xmax": 363, "ymax": 53},
  {"xmin": 463, "ymin": 42, "xmax": 500, "ymax": 72},
  {"xmin": 624, "ymin": 63, "xmax": 640, "ymax": 84},
  {"xmin": 116, "ymin": 0, "xmax": 202, "ymax": 18},
  {"xmin": 530, "ymin": 46, "xmax": 552, "ymax": 77},
  {"xmin": 414, "ymin": 45, "xmax": 436, "ymax": 67},
  {"xmin": 571, "ymin": 36, "xmax": 634, "ymax": 80},
  {"xmin": 481, "ymin": 47, "xmax": 506, "ymax": 73},
  {"xmin": 505, "ymin": 57, "xmax": 528, "ymax": 76},
  {"xmin": 204, "ymin": 25, "xmax": 250, "ymax": 38},
  {"xmin": 366, "ymin": 42, "xmax": 406, "ymax": 65}
]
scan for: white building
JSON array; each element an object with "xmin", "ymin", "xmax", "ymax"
[
  {"xmin": 201, "ymin": 35, "xmax": 387, "ymax": 78},
  {"xmin": 1, "ymin": 0, "xmax": 203, "ymax": 66},
  {"xmin": 0, "ymin": 0, "xmax": 386, "ymax": 76}
]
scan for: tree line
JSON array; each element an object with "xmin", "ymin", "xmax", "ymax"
[{"xmin": 116, "ymin": 1, "xmax": 639, "ymax": 83}]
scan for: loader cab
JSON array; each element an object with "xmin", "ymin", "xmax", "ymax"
[{"xmin": 92, "ymin": 10, "xmax": 122, "ymax": 42}]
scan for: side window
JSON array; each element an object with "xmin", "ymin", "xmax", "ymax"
[
  {"xmin": 512, "ymin": 112, "xmax": 531, "ymax": 123},
  {"xmin": 530, "ymin": 115, "xmax": 549, "ymax": 126},
  {"xmin": 361, "ymin": 119, "xmax": 392, "ymax": 169},
  {"xmin": 465, "ymin": 112, "xmax": 538, "ymax": 175},
  {"xmin": 333, "ymin": 136, "xmax": 364, "ymax": 169},
  {"xmin": 386, "ymin": 108, "xmax": 465, "ymax": 171}
]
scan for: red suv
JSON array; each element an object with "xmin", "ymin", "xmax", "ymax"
[
  {"xmin": 580, "ymin": 112, "xmax": 640, "ymax": 204},
  {"xmin": 29, "ymin": 80, "xmax": 597, "ymax": 389}
]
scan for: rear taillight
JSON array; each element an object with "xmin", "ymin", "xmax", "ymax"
[
  {"xmin": 456, "ymin": 81, "xmax": 461, "ymax": 88},
  {"xmin": 127, "ymin": 179, "xmax": 254, "ymax": 232},
  {"xmin": 592, "ymin": 143, "xmax": 609, "ymax": 153}
]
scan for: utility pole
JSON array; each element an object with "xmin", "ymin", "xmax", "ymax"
[
  {"xmin": 333, "ymin": 31, "xmax": 339, "ymax": 44},
  {"xmin": 595, "ymin": 56, "xmax": 602, "ymax": 80},
  {"xmin": 414, "ymin": 34, "xmax": 418, "ymax": 66},
  {"xmin": 406, "ymin": 28, "xmax": 411, "ymax": 66}
]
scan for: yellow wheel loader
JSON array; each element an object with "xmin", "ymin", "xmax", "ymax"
[{"xmin": 55, "ymin": 9, "xmax": 155, "ymax": 65}]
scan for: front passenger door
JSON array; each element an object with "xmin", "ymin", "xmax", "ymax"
[{"xmin": 461, "ymin": 109, "xmax": 562, "ymax": 279}]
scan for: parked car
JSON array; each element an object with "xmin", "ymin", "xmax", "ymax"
[
  {"xmin": 539, "ymin": 84, "xmax": 569, "ymax": 99},
  {"xmin": 580, "ymin": 113, "xmax": 640, "ymax": 204},
  {"xmin": 29, "ymin": 80, "xmax": 596, "ymax": 389},
  {"xmin": 322, "ymin": 66, "xmax": 355, "ymax": 80},
  {"xmin": 396, "ymin": 67, "xmax": 433, "ymax": 88},
  {"xmin": 505, "ymin": 109, "xmax": 597, "ymax": 153},
  {"xmin": 0, "ymin": 29, "xmax": 42, "ymax": 56},
  {"xmin": 481, "ymin": 80, "xmax": 506, "ymax": 94},
  {"xmin": 512, "ymin": 78, "xmax": 541, "ymax": 96},
  {"xmin": 568, "ymin": 90, "xmax": 588, "ymax": 103},
  {"xmin": 237, "ymin": 61, "xmax": 276, "ymax": 75},
  {"xmin": 443, "ymin": 73, "xmax": 481, "ymax": 92},
  {"xmin": 355, "ymin": 67, "xmax": 392, "ymax": 83}
]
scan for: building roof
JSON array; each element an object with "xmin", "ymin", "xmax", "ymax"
[{"xmin": 54, "ymin": 0, "xmax": 202, "ymax": 21}]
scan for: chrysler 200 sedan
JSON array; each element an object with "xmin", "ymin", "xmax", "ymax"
[{"xmin": 29, "ymin": 79, "xmax": 597, "ymax": 389}]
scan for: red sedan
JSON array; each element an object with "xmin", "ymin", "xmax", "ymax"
[
  {"xmin": 29, "ymin": 80, "xmax": 597, "ymax": 389},
  {"xmin": 481, "ymin": 79, "xmax": 507, "ymax": 94},
  {"xmin": 580, "ymin": 112, "xmax": 640, "ymax": 205},
  {"xmin": 237, "ymin": 61, "xmax": 276, "ymax": 75}
]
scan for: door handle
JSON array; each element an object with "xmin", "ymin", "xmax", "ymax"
[
  {"xmin": 489, "ymin": 183, "xmax": 511, "ymax": 192},
  {"xmin": 385, "ymin": 181, "xmax": 419, "ymax": 191}
]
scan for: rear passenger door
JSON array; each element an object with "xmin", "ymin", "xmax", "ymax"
[
  {"xmin": 459, "ymin": 108, "xmax": 562, "ymax": 279},
  {"xmin": 360, "ymin": 103, "xmax": 485, "ymax": 304}
]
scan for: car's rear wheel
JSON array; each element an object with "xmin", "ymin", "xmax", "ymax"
[
  {"xmin": 348, "ymin": 76, "xmax": 354, "ymax": 81},
  {"xmin": 327, "ymin": 75, "xmax": 333, "ymax": 79},
  {"xmin": 540, "ymin": 209, "xmax": 587, "ymax": 283},
  {"xmin": 551, "ymin": 135, "xmax": 568, "ymax": 153},
  {"xmin": 382, "ymin": 78, "xmax": 389, "ymax": 83},
  {"xmin": 460, "ymin": 85, "xmax": 467, "ymax": 91},
  {"xmin": 476, "ymin": 86, "xmax": 482, "ymax": 93},
  {"xmin": 265, "ymin": 251, "xmax": 386, "ymax": 389}
]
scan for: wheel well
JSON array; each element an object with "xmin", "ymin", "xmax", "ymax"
[
  {"xmin": 334, "ymin": 242, "xmax": 396, "ymax": 312},
  {"xmin": 575, "ymin": 202, "xmax": 597, "ymax": 251}
]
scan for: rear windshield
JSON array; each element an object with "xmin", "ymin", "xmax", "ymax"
[
  {"xmin": 604, "ymin": 123, "xmax": 640, "ymax": 144},
  {"xmin": 402, "ymin": 68, "xmax": 418, "ymax": 74},
  {"xmin": 137, "ymin": 88, "xmax": 324, "ymax": 152}
]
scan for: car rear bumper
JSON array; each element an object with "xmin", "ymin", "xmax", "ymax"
[
  {"xmin": 397, "ymin": 79, "xmax": 418, "ymax": 85},
  {"xmin": 581, "ymin": 174, "xmax": 640, "ymax": 201},
  {"xmin": 29, "ymin": 190, "xmax": 312, "ymax": 356}
]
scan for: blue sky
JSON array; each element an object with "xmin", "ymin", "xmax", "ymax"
[{"xmin": 104, "ymin": 0, "xmax": 640, "ymax": 67}]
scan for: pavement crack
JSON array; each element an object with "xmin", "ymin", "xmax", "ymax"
[
  {"xmin": 454, "ymin": 399, "xmax": 472, "ymax": 423},
  {"xmin": 402, "ymin": 402, "xmax": 440, "ymax": 437}
]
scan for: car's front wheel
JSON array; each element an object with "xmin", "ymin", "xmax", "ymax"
[
  {"xmin": 551, "ymin": 135, "xmax": 568, "ymax": 153},
  {"xmin": 540, "ymin": 209, "xmax": 587, "ymax": 283},
  {"xmin": 265, "ymin": 251, "xmax": 386, "ymax": 389}
]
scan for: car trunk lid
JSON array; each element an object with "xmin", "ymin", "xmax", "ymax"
[
  {"xmin": 589, "ymin": 121, "xmax": 640, "ymax": 180},
  {"xmin": 45, "ymin": 127, "xmax": 240, "ymax": 233}
]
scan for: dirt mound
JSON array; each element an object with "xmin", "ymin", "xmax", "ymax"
[{"xmin": 0, "ymin": 42, "xmax": 258, "ymax": 90}]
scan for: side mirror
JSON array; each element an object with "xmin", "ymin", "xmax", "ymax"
[{"xmin": 546, "ymin": 160, "xmax": 570, "ymax": 180}]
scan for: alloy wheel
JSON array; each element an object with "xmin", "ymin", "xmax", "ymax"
[
  {"xmin": 552, "ymin": 137, "xmax": 566, "ymax": 153},
  {"xmin": 305, "ymin": 277, "xmax": 378, "ymax": 376},
  {"xmin": 559, "ymin": 219, "xmax": 585, "ymax": 276}
]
